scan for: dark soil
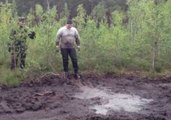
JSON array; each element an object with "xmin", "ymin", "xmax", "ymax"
[{"xmin": 0, "ymin": 73, "xmax": 170, "ymax": 120}]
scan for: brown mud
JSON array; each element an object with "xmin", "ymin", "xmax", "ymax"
[{"xmin": 0, "ymin": 73, "xmax": 171, "ymax": 120}]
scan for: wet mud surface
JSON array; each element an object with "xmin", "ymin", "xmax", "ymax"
[{"xmin": 0, "ymin": 73, "xmax": 171, "ymax": 120}]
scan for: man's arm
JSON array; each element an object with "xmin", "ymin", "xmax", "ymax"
[
  {"xmin": 74, "ymin": 28, "xmax": 80, "ymax": 47},
  {"xmin": 9, "ymin": 29, "xmax": 16, "ymax": 40}
]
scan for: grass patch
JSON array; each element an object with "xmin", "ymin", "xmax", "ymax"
[{"xmin": 0, "ymin": 66, "xmax": 25, "ymax": 86}]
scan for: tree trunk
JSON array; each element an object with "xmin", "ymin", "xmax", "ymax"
[
  {"xmin": 151, "ymin": 33, "xmax": 159, "ymax": 73},
  {"xmin": 106, "ymin": 10, "xmax": 112, "ymax": 28}
]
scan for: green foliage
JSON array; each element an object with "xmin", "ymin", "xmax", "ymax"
[
  {"xmin": 35, "ymin": 4, "xmax": 44, "ymax": 15},
  {"xmin": 74, "ymin": 4, "xmax": 86, "ymax": 29},
  {"xmin": 91, "ymin": 2, "xmax": 105, "ymax": 21},
  {"xmin": 0, "ymin": 2, "xmax": 15, "ymax": 65},
  {"xmin": 63, "ymin": 3, "xmax": 69, "ymax": 17},
  {"xmin": 0, "ymin": 66, "xmax": 24, "ymax": 86},
  {"xmin": 127, "ymin": 0, "xmax": 171, "ymax": 72}
]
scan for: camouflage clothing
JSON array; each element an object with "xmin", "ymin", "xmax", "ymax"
[{"xmin": 8, "ymin": 25, "xmax": 30, "ymax": 69}]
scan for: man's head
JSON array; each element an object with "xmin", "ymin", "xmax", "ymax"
[
  {"xmin": 66, "ymin": 19, "xmax": 73, "ymax": 29},
  {"xmin": 18, "ymin": 17, "xmax": 26, "ymax": 27}
]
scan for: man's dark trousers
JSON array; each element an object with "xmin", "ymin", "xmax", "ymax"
[{"xmin": 60, "ymin": 48, "xmax": 78, "ymax": 74}]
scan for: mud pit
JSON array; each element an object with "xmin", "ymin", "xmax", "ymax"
[
  {"xmin": 75, "ymin": 86, "xmax": 153, "ymax": 115},
  {"xmin": 0, "ymin": 73, "xmax": 171, "ymax": 120}
]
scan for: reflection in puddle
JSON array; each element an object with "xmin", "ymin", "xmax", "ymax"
[{"xmin": 75, "ymin": 86, "xmax": 153, "ymax": 115}]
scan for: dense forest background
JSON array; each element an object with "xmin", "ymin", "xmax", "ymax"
[
  {"xmin": 0, "ymin": 0, "xmax": 128, "ymax": 17},
  {"xmin": 0, "ymin": 0, "xmax": 171, "ymax": 85}
]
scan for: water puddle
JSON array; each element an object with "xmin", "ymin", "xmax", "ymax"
[{"xmin": 75, "ymin": 86, "xmax": 152, "ymax": 115}]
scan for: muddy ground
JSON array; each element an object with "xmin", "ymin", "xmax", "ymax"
[{"xmin": 0, "ymin": 73, "xmax": 171, "ymax": 120}]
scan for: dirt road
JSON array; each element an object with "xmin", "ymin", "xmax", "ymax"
[{"xmin": 0, "ymin": 73, "xmax": 170, "ymax": 120}]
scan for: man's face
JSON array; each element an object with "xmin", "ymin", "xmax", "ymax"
[
  {"xmin": 66, "ymin": 24, "xmax": 72, "ymax": 29},
  {"xmin": 18, "ymin": 20, "xmax": 25, "ymax": 27}
]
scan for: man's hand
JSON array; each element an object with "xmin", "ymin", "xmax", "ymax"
[
  {"xmin": 56, "ymin": 45, "xmax": 60, "ymax": 52},
  {"xmin": 77, "ymin": 46, "xmax": 80, "ymax": 51}
]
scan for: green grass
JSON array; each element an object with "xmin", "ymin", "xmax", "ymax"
[{"xmin": 0, "ymin": 66, "xmax": 25, "ymax": 86}]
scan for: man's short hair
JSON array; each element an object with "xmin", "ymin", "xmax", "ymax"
[
  {"xmin": 18, "ymin": 17, "xmax": 26, "ymax": 22},
  {"xmin": 67, "ymin": 19, "xmax": 73, "ymax": 24}
]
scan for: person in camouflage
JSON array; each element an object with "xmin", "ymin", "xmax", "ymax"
[
  {"xmin": 8, "ymin": 17, "xmax": 35, "ymax": 70},
  {"xmin": 56, "ymin": 19, "xmax": 81, "ymax": 79}
]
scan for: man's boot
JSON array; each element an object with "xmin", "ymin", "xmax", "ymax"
[
  {"xmin": 74, "ymin": 73, "xmax": 80, "ymax": 79},
  {"xmin": 64, "ymin": 72, "xmax": 70, "ymax": 79}
]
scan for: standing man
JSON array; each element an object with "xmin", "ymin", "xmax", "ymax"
[
  {"xmin": 8, "ymin": 17, "xmax": 35, "ymax": 70},
  {"xmin": 56, "ymin": 19, "xmax": 80, "ymax": 79}
]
